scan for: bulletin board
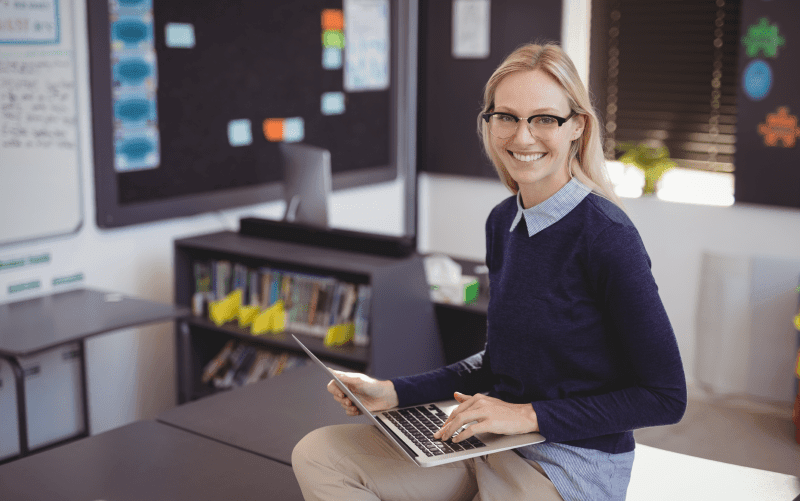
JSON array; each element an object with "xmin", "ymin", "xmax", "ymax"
[
  {"xmin": 417, "ymin": 0, "xmax": 562, "ymax": 178},
  {"xmin": 87, "ymin": 0, "xmax": 403, "ymax": 228},
  {"xmin": 734, "ymin": 0, "xmax": 800, "ymax": 209},
  {"xmin": 0, "ymin": 0, "xmax": 83, "ymax": 246}
]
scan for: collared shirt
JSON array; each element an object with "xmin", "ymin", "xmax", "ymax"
[
  {"xmin": 510, "ymin": 177, "xmax": 592, "ymax": 236},
  {"xmin": 510, "ymin": 178, "xmax": 636, "ymax": 500},
  {"xmin": 517, "ymin": 439, "xmax": 635, "ymax": 501}
]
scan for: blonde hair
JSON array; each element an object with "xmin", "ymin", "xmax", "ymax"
[{"xmin": 477, "ymin": 43, "xmax": 624, "ymax": 209}]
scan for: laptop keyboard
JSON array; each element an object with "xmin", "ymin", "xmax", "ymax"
[{"xmin": 385, "ymin": 404, "xmax": 486, "ymax": 457}]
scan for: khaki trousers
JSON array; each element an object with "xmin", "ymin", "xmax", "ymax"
[{"xmin": 292, "ymin": 424, "xmax": 564, "ymax": 501}]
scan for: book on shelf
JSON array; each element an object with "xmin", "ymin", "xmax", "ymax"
[
  {"xmin": 201, "ymin": 339, "xmax": 235, "ymax": 384},
  {"xmin": 248, "ymin": 268, "xmax": 260, "ymax": 306},
  {"xmin": 214, "ymin": 260, "xmax": 232, "ymax": 301},
  {"xmin": 192, "ymin": 261, "xmax": 213, "ymax": 316},
  {"xmin": 214, "ymin": 343, "xmax": 254, "ymax": 389},
  {"xmin": 353, "ymin": 285, "xmax": 372, "ymax": 347},
  {"xmin": 335, "ymin": 282, "xmax": 358, "ymax": 325},
  {"xmin": 190, "ymin": 258, "xmax": 371, "ymax": 346},
  {"xmin": 201, "ymin": 341, "xmax": 308, "ymax": 390},
  {"xmin": 244, "ymin": 351, "xmax": 275, "ymax": 385}
]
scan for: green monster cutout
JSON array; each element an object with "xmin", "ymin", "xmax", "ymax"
[{"xmin": 742, "ymin": 18, "xmax": 785, "ymax": 58}]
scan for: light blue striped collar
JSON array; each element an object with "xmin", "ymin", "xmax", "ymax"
[{"xmin": 510, "ymin": 178, "xmax": 592, "ymax": 236}]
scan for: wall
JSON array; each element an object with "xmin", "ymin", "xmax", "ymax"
[{"xmin": 0, "ymin": 0, "xmax": 405, "ymax": 435}]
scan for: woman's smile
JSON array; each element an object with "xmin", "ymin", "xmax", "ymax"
[{"xmin": 509, "ymin": 151, "xmax": 546, "ymax": 162}]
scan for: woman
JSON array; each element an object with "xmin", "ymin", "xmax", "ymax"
[{"xmin": 292, "ymin": 43, "xmax": 686, "ymax": 501}]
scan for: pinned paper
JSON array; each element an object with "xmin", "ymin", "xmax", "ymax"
[
  {"xmin": 321, "ymin": 92, "xmax": 346, "ymax": 115},
  {"xmin": 228, "ymin": 119, "xmax": 253, "ymax": 147},
  {"xmin": 165, "ymin": 23, "xmax": 196, "ymax": 48},
  {"xmin": 344, "ymin": 0, "xmax": 389, "ymax": 91},
  {"xmin": 452, "ymin": 0, "xmax": 490, "ymax": 59}
]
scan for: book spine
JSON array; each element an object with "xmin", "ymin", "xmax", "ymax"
[
  {"xmin": 353, "ymin": 284, "xmax": 372, "ymax": 346},
  {"xmin": 233, "ymin": 346, "xmax": 258, "ymax": 386},
  {"xmin": 259, "ymin": 268, "xmax": 272, "ymax": 309},
  {"xmin": 201, "ymin": 339, "xmax": 235, "ymax": 384},
  {"xmin": 215, "ymin": 260, "xmax": 232, "ymax": 300},
  {"xmin": 270, "ymin": 272, "xmax": 281, "ymax": 305},
  {"xmin": 328, "ymin": 282, "xmax": 343, "ymax": 325},
  {"xmin": 248, "ymin": 268, "xmax": 260, "ymax": 306},
  {"xmin": 308, "ymin": 280, "xmax": 321, "ymax": 325}
]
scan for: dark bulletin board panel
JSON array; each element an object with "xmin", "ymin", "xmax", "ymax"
[
  {"xmin": 734, "ymin": 0, "xmax": 800, "ymax": 209},
  {"xmin": 417, "ymin": 0, "xmax": 562, "ymax": 178},
  {"xmin": 88, "ymin": 0, "xmax": 400, "ymax": 228}
]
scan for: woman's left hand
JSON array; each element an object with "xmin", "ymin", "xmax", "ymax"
[{"xmin": 432, "ymin": 392, "xmax": 539, "ymax": 442}]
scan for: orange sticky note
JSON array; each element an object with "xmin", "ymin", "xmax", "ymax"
[
  {"xmin": 322, "ymin": 9, "xmax": 344, "ymax": 31},
  {"xmin": 263, "ymin": 118, "xmax": 284, "ymax": 142}
]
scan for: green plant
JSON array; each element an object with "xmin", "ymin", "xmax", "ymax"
[{"xmin": 615, "ymin": 142, "xmax": 676, "ymax": 195}]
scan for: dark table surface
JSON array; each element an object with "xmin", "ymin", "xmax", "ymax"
[
  {"xmin": 0, "ymin": 420, "xmax": 303, "ymax": 501},
  {"xmin": 158, "ymin": 361, "xmax": 367, "ymax": 465},
  {"xmin": 0, "ymin": 288, "xmax": 188, "ymax": 356}
]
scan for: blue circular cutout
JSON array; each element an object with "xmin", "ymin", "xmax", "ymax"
[{"xmin": 743, "ymin": 60, "xmax": 772, "ymax": 101}]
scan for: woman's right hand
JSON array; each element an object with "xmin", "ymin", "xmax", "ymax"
[{"xmin": 327, "ymin": 370, "xmax": 399, "ymax": 416}]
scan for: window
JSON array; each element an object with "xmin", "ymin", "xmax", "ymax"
[{"xmin": 590, "ymin": 0, "xmax": 741, "ymax": 194}]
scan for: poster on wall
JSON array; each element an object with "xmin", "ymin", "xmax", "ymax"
[
  {"xmin": 734, "ymin": 0, "xmax": 800, "ymax": 209},
  {"xmin": 0, "ymin": 0, "xmax": 83, "ymax": 246}
]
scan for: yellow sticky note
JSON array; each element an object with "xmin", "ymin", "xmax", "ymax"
[
  {"xmin": 251, "ymin": 300, "xmax": 286, "ymax": 335},
  {"xmin": 251, "ymin": 309, "xmax": 272, "ymax": 335},
  {"xmin": 271, "ymin": 301, "xmax": 286, "ymax": 332},
  {"xmin": 325, "ymin": 323, "xmax": 354, "ymax": 347},
  {"xmin": 209, "ymin": 290, "xmax": 242, "ymax": 326},
  {"xmin": 238, "ymin": 305, "xmax": 261, "ymax": 327}
]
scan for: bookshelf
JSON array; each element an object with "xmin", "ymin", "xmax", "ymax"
[{"xmin": 174, "ymin": 230, "xmax": 444, "ymax": 403}]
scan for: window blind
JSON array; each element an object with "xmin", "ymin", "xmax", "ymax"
[{"xmin": 595, "ymin": 0, "xmax": 741, "ymax": 172}]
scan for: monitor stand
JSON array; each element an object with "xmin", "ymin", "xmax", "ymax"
[{"xmin": 279, "ymin": 143, "xmax": 331, "ymax": 228}]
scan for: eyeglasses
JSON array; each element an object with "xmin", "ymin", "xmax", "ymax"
[{"xmin": 482, "ymin": 111, "xmax": 576, "ymax": 139}]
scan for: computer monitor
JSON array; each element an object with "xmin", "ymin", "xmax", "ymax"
[{"xmin": 280, "ymin": 143, "xmax": 331, "ymax": 228}]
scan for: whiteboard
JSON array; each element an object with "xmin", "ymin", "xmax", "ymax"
[{"xmin": 0, "ymin": 0, "xmax": 82, "ymax": 246}]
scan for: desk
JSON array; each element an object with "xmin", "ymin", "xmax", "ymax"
[
  {"xmin": 0, "ymin": 288, "xmax": 187, "ymax": 461},
  {"xmin": 0, "ymin": 420, "xmax": 303, "ymax": 501},
  {"xmin": 158, "ymin": 362, "xmax": 367, "ymax": 464},
  {"xmin": 628, "ymin": 443, "xmax": 800, "ymax": 500}
]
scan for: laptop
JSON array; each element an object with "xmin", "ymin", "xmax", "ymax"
[{"xmin": 292, "ymin": 335, "xmax": 546, "ymax": 467}]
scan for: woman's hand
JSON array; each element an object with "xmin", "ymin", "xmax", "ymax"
[
  {"xmin": 327, "ymin": 370, "xmax": 399, "ymax": 416},
  {"xmin": 433, "ymin": 392, "xmax": 539, "ymax": 442}
]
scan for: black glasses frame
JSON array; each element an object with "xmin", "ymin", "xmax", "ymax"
[{"xmin": 482, "ymin": 111, "xmax": 576, "ymax": 128}]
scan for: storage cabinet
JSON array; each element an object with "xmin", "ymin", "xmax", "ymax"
[
  {"xmin": 0, "ymin": 343, "xmax": 85, "ymax": 461},
  {"xmin": 174, "ymin": 231, "xmax": 445, "ymax": 403}
]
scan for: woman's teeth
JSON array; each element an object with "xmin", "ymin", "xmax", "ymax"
[{"xmin": 511, "ymin": 152, "xmax": 545, "ymax": 162}]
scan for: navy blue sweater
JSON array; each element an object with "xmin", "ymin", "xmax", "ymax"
[{"xmin": 392, "ymin": 193, "xmax": 687, "ymax": 454}]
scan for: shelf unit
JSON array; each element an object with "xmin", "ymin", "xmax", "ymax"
[{"xmin": 174, "ymin": 231, "xmax": 444, "ymax": 403}]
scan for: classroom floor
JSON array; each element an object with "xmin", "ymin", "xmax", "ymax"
[{"xmin": 634, "ymin": 384, "xmax": 800, "ymax": 477}]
